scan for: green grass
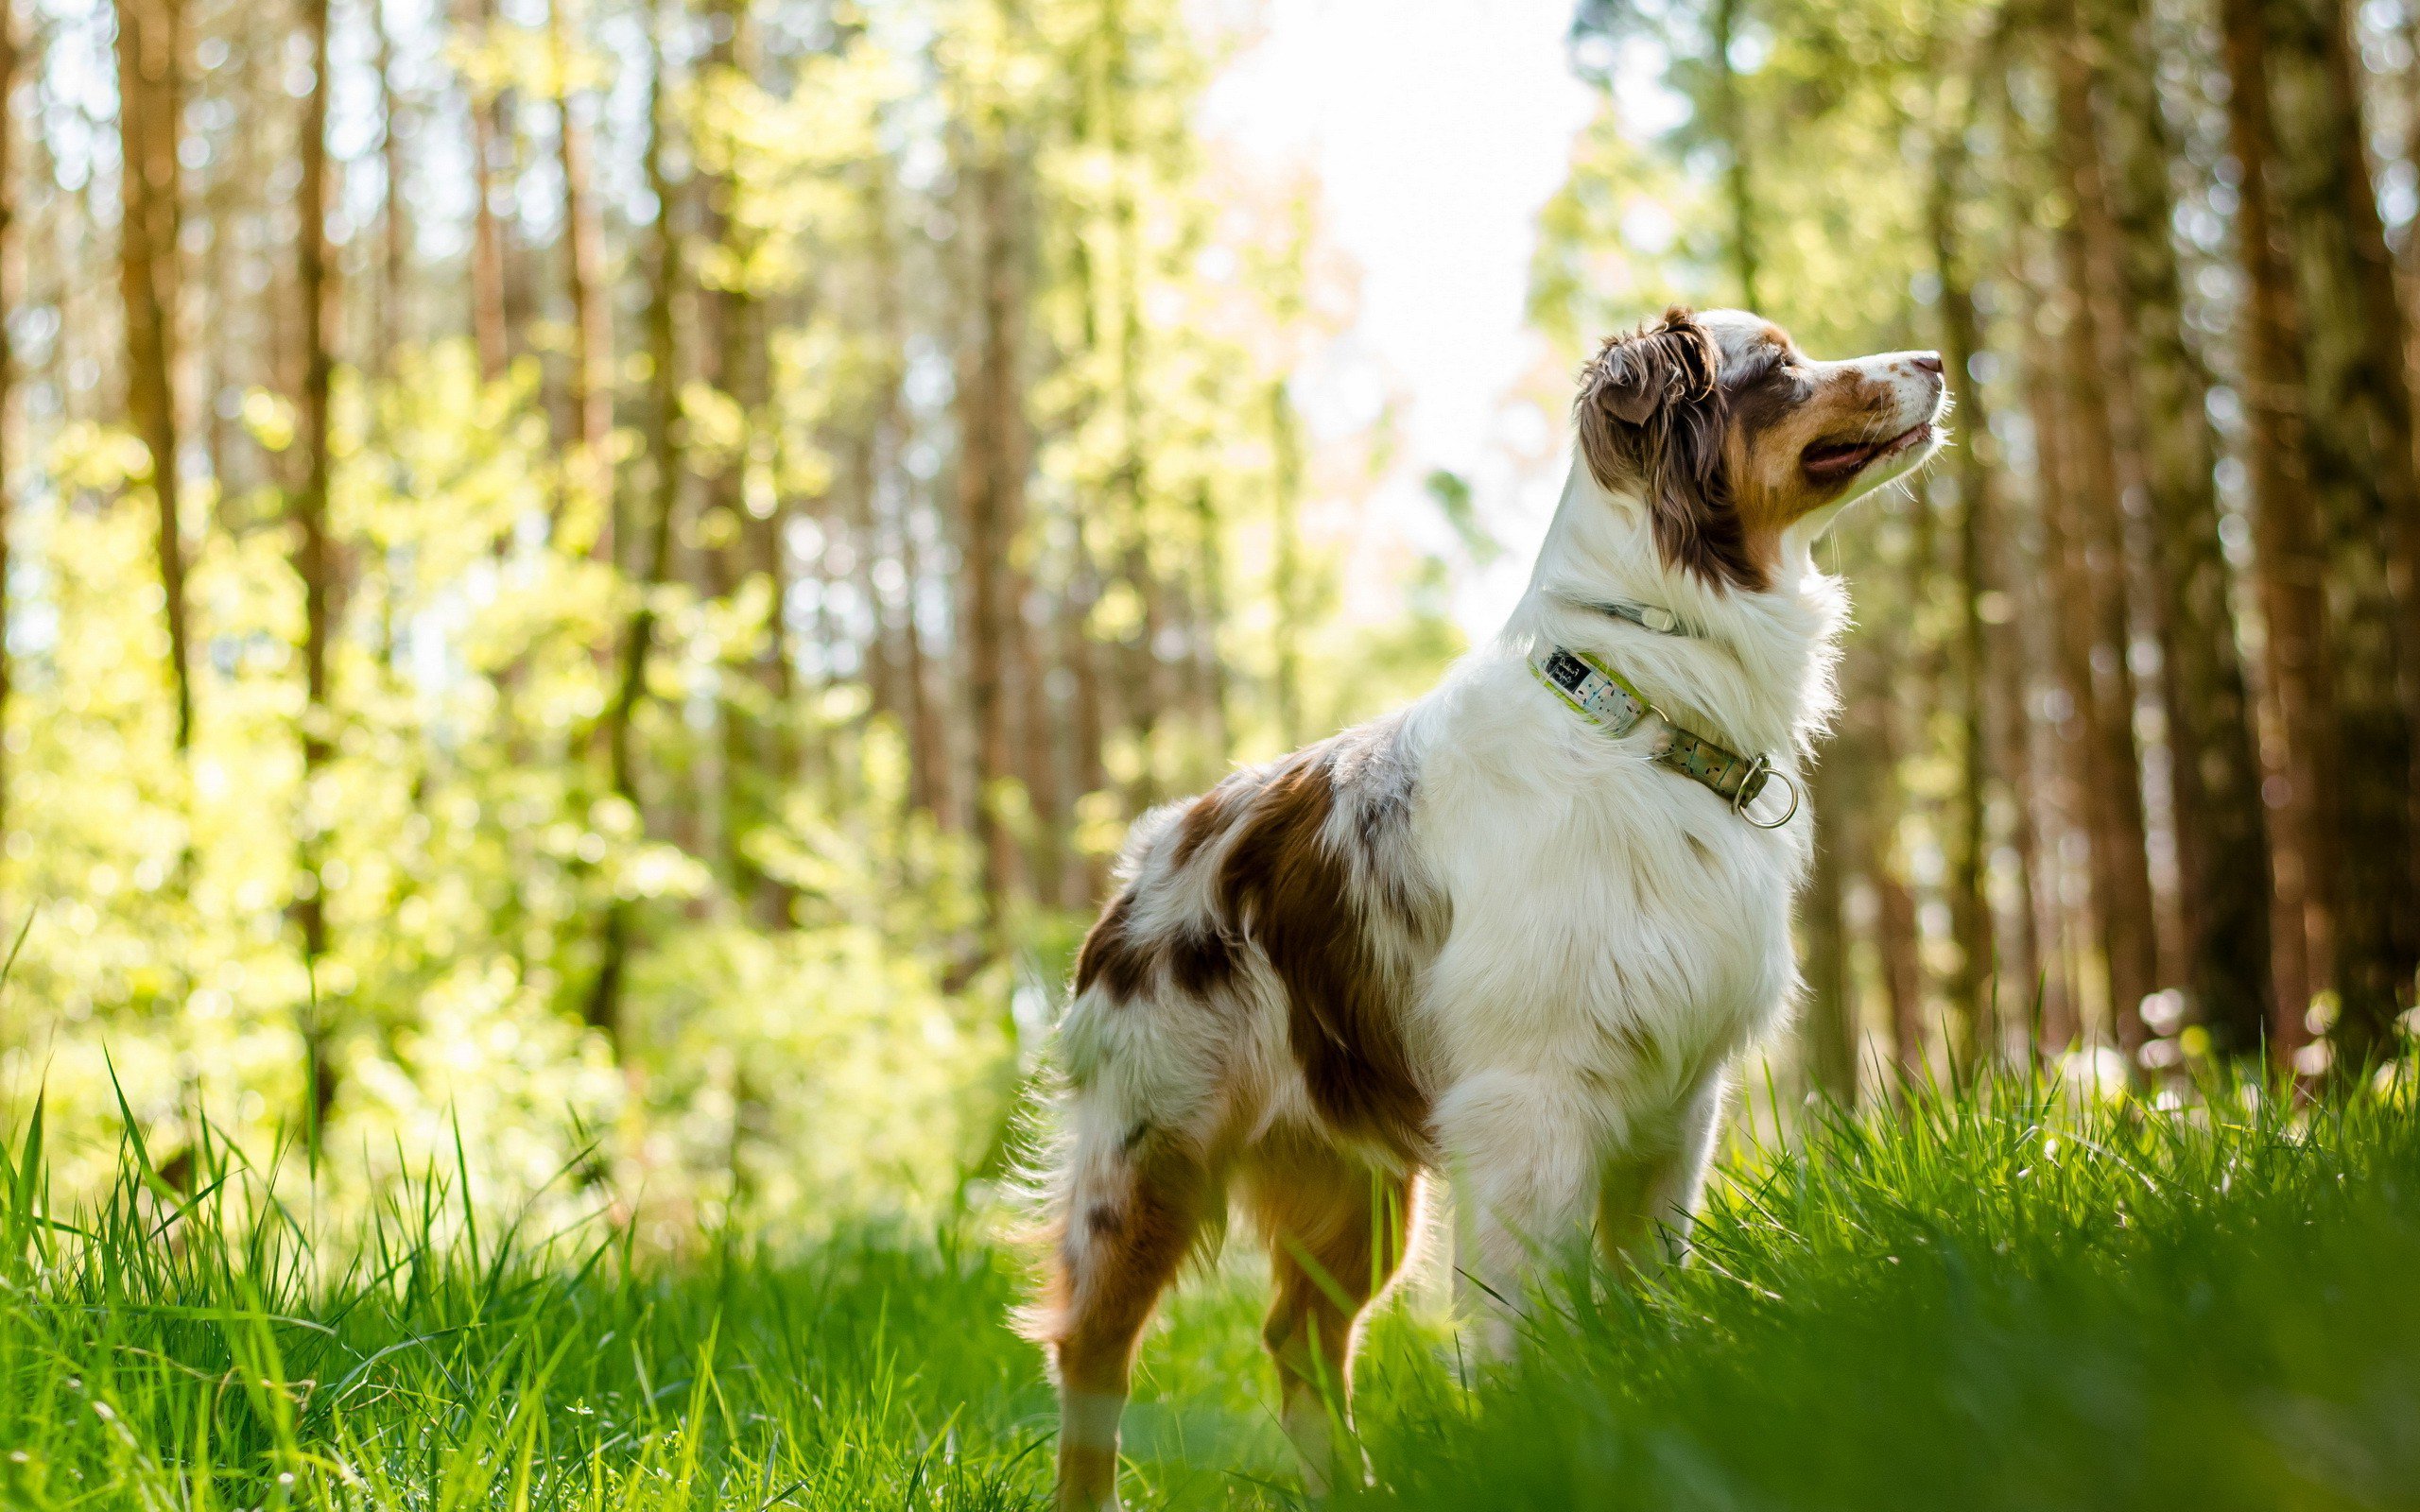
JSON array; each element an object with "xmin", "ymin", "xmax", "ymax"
[{"xmin": 4, "ymin": 1078, "xmax": 2417, "ymax": 1510}]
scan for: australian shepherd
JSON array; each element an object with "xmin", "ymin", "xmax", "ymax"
[{"xmin": 1022, "ymin": 307, "xmax": 1948, "ymax": 1509}]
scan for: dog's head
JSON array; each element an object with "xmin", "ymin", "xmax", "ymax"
[{"xmin": 1574, "ymin": 307, "xmax": 1946, "ymax": 592}]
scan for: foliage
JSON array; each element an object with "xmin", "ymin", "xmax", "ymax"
[
  {"xmin": 3, "ymin": 1074, "xmax": 2416, "ymax": 1507},
  {"xmin": 0, "ymin": 0, "xmax": 1471, "ymax": 1224}
]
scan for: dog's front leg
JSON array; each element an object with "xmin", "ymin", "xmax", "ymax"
[
  {"xmin": 1596, "ymin": 1068, "xmax": 1729, "ymax": 1280},
  {"xmin": 1433, "ymin": 1070, "xmax": 1605, "ymax": 1363}
]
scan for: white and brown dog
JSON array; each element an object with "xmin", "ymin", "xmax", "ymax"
[{"xmin": 1022, "ymin": 308, "xmax": 1947, "ymax": 1509}]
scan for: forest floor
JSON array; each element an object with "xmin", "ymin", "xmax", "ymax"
[{"xmin": 3, "ymin": 1076, "xmax": 2417, "ymax": 1512}]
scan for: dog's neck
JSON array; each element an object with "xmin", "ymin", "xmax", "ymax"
[{"xmin": 1500, "ymin": 460, "xmax": 1848, "ymax": 762}]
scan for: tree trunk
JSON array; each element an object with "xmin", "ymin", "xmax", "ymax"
[
  {"xmin": 1708, "ymin": 0, "xmax": 1758, "ymax": 310},
  {"xmin": 460, "ymin": 0, "xmax": 510, "ymax": 380},
  {"xmin": 1062, "ymin": 529, "xmax": 1109, "ymax": 908},
  {"xmin": 1188, "ymin": 482, "xmax": 1229, "ymax": 787},
  {"xmin": 586, "ymin": 11, "xmax": 682, "ymax": 1049},
  {"xmin": 2216, "ymin": 0, "xmax": 2331, "ymax": 1064},
  {"xmin": 115, "ymin": 0, "xmax": 194, "ymax": 751},
  {"xmin": 372, "ymin": 0, "xmax": 406, "ymax": 371},
  {"xmin": 2094, "ymin": 0, "xmax": 2276, "ymax": 1057},
  {"xmin": 550, "ymin": 0, "xmax": 612, "ymax": 558},
  {"xmin": 1834, "ymin": 624, "xmax": 1925, "ymax": 1079},
  {"xmin": 957, "ymin": 145, "xmax": 1028, "ymax": 922},
  {"xmin": 1801, "ymin": 755, "xmax": 1859, "ymax": 1102},
  {"xmin": 2022, "ymin": 295, "xmax": 2124, "ymax": 1051},
  {"xmin": 294, "ymin": 0, "xmax": 339, "ymax": 1143},
  {"xmin": 1927, "ymin": 118, "xmax": 1996, "ymax": 1065},
  {"xmin": 1270, "ymin": 380, "xmax": 1306, "ymax": 748},
  {"xmin": 2046, "ymin": 163, "xmax": 2162, "ymax": 1055},
  {"xmin": 0, "ymin": 0, "xmax": 14, "ymax": 844},
  {"xmin": 2265, "ymin": 0, "xmax": 2420, "ymax": 1064}
]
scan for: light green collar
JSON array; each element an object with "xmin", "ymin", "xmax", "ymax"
[{"xmin": 1530, "ymin": 644, "xmax": 1800, "ymax": 828}]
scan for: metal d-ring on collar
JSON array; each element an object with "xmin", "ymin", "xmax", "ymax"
[
  {"xmin": 1530, "ymin": 644, "xmax": 1802, "ymax": 830},
  {"xmin": 1732, "ymin": 755, "xmax": 1802, "ymax": 830}
]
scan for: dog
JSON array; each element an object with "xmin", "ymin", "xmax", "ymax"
[{"xmin": 1021, "ymin": 307, "xmax": 1947, "ymax": 1509}]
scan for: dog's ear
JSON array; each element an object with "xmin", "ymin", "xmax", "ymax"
[
  {"xmin": 1581, "ymin": 307, "xmax": 1720, "ymax": 430},
  {"xmin": 1574, "ymin": 308, "xmax": 1764, "ymax": 592}
]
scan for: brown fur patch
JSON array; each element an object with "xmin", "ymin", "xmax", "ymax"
[
  {"xmin": 1217, "ymin": 750, "xmax": 1432, "ymax": 1158},
  {"xmin": 1073, "ymin": 886, "xmax": 1150, "ymax": 1001},
  {"xmin": 1171, "ymin": 780, "xmax": 1248, "ymax": 870},
  {"xmin": 1167, "ymin": 926, "xmax": 1241, "ymax": 995},
  {"xmin": 1575, "ymin": 308, "xmax": 1767, "ymax": 593},
  {"xmin": 1021, "ymin": 1140, "xmax": 1209, "ymax": 1360},
  {"xmin": 1238, "ymin": 1140, "xmax": 1419, "ymax": 1396}
]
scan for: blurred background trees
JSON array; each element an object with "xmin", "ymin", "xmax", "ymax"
[
  {"xmin": 0, "ymin": 0, "xmax": 1434, "ymax": 1229},
  {"xmin": 1, "ymin": 0, "xmax": 2416, "ymax": 1230},
  {"xmin": 1549, "ymin": 0, "xmax": 2420, "ymax": 1098}
]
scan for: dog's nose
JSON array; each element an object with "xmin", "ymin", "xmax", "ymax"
[{"xmin": 1911, "ymin": 352, "xmax": 1945, "ymax": 375}]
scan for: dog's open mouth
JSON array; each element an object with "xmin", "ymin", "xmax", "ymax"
[{"xmin": 1801, "ymin": 421, "xmax": 1933, "ymax": 483}]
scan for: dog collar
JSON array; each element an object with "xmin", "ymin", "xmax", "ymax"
[
  {"xmin": 1559, "ymin": 593, "xmax": 1699, "ymax": 638},
  {"xmin": 1529, "ymin": 644, "xmax": 1801, "ymax": 828}
]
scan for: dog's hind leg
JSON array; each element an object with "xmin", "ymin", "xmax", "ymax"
[
  {"xmin": 1240, "ymin": 1140, "xmax": 1421, "ymax": 1499},
  {"xmin": 1027, "ymin": 1106, "xmax": 1213, "ymax": 1512}
]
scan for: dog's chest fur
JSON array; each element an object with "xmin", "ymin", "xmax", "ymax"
[{"xmin": 1398, "ymin": 644, "xmax": 1807, "ymax": 1143}]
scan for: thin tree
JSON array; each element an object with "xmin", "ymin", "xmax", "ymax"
[
  {"xmin": 2048, "ymin": 24, "xmax": 2161, "ymax": 1053},
  {"xmin": 549, "ymin": 0, "xmax": 612, "ymax": 557},
  {"xmin": 0, "ymin": 0, "xmax": 14, "ymax": 841},
  {"xmin": 1707, "ymin": 0, "xmax": 1757, "ymax": 311},
  {"xmin": 1927, "ymin": 96, "xmax": 1997, "ymax": 1060},
  {"xmin": 586, "ymin": 7, "xmax": 683, "ymax": 1046},
  {"xmin": 295, "ymin": 0, "xmax": 339, "ymax": 1133},
  {"xmin": 956, "ymin": 94, "xmax": 1031, "ymax": 921},
  {"xmin": 372, "ymin": 0, "xmax": 407, "ymax": 369},
  {"xmin": 114, "ymin": 0, "xmax": 194, "ymax": 750},
  {"xmin": 2093, "ymin": 0, "xmax": 2274, "ymax": 1057},
  {"xmin": 2217, "ymin": 0, "xmax": 2331, "ymax": 1060},
  {"xmin": 1800, "ymin": 759, "xmax": 1858, "ymax": 1099},
  {"xmin": 458, "ymin": 0, "xmax": 510, "ymax": 379},
  {"xmin": 2266, "ymin": 0, "xmax": 2420, "ymax": 1061}
]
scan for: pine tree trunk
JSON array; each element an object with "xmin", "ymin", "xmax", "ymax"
[
  {"xmin": 460, "ymin": 0, "xmax": 510, "ymax": 380},
  {"xmin": 2048, "ymin": 175, "xmax": 2162, "ymax": 1054},
  {"xmin": 957, "ymin": 146, "xmax": 1028, "ymax": 922},
  {"xmin": 2005, "ymin": 332, "xmax": 2076, "ymax": 1056},
  {"xmin": 1189, "ymin": 482, "xmax": 1229, "ymax": 786},
  {"xmin": 2094, "ymin": 0, "xmax": 2276, "ymax": 1057},
  {"xmin": 550, "ymin": 0, "xmax": 612, "ymax": 558},
  {"xmin": 1270, "ymin": 381, "xmax": 1305, "ymax": 749},
  {"xmin": 1062, "ymin": 534, "xmax": 1108, "ymax": 908},
  {"xmin": 1802, "ymin": 756, "xmax": 1859, "ymax": 1102},
  {"xmin": 2056, "ymin": 7, "xmax": 2190, "ymax": 1004},
  {"xmin": 2023, "ymin": 298, "xmax": 2125, "ymax": 1050},
  {"xmin": 295, "ymin": 0, "xmax": 338, "ymax": 1140},
  {"xmin": 0, "ymin": 0, "xmax": 14, "ymax": 844},
  {"xmin": 586, "ymin": 13, "xmax": 681, "ymax": 1048},
  {"xmin": 115, "ymin": 0, "xmax": 194, "ymax": 752},
  {"xmin": 372, "ymin": 0, "xmax": 406, "ymax": 371},
  {"xmin": 1835, "ymin": 628, "xmax": 1925, "ymax": 1079},
  {"xmin": 1927, "ymin": 120, "xmax": 1996, "ymax": 1064},
  {"xmin": 2217, "ymin": 0, "xmax": 2331, "ymax": 1062},
  {"xmin": 2261, "ymin": 0, "xmax": 2418, "ymax": 1060},
  {"xmin": 2265, "ymin": 0, "xmax": 2420, "ymax": 1061}
]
